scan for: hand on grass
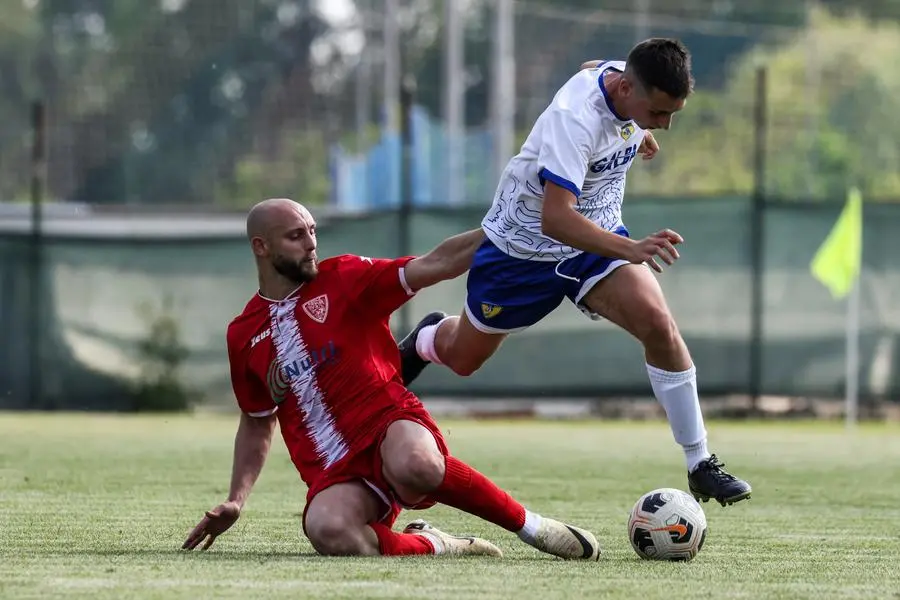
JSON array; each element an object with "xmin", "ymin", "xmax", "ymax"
[{"xmin": 182, "ymin": 501, "xmax": 241, "ymax": 551}]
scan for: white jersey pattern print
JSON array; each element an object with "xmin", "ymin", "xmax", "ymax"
[
  {"xmin": 269, "ymin": 299, "xmax": 348, "ymax": 469},
  {"xmin": 481, "ymin": 60, "xmax": 645, "ymax": 261}
]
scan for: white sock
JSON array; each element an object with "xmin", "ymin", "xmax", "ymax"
[
  {"xmin": 646, "ymin": 363, "xmax": 710, "ymax": 472},
  {"xmin": 414, "ymin": 317, "xmax": 452, "ymax": 365},
  {"xmin": 516, "ymin": 509, "xmax": 542, "ymax": 545},
  {"xmin": 683, "ymin": 439, "xmax": 709, "ymax": 473},
  {"xmin": 417, "ymin": 531, "xmax": 445, "ymax": 554}
]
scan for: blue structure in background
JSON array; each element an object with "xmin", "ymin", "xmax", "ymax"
[{"xmin": 330, "ymin": 106, "xmax": 498, "ymax": 211}]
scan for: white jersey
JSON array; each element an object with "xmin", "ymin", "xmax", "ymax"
[{"xmin": 482, "ymin": 60, "xmax": 645, "ymax": 261}]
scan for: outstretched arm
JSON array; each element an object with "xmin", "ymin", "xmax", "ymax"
[
  {"xmin": 224, "ymin": 412, "xmax": 277, "ymax": 508},
  {"xmin": 182, "ymin": 412, "xmax": 277, "ymax": 550},
  {"xmin": 541, "ymin": 181, "xmax": 682, "ymax": 273},
  {"xmin": 402, "ymin": 228, "xmax": 485, "ymax": 291}
]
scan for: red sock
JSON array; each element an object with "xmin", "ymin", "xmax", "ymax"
[
  {"xmin": 429, "ymin": 456, "xmax": 526, "ymax": 532},
  {"xmin": 369, "ymin": 522, "xmax": 435, "ymax": 556}
]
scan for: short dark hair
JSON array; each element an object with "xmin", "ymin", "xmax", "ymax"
[{"xmin": 626, "ymin": 38, "xmax": 694, "ymax": 99}]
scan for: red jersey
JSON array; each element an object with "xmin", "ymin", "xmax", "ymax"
[{"xmin": 226, "ymin": 254, "xmax": 422, "ymax": 484}]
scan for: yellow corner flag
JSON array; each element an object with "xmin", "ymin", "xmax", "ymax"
[{"xmin": 810, "ymin": 187, "xmax": 863, "ymax": 299}]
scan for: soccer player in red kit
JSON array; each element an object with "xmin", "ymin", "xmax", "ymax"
[{"xmin": 182, "ymin": 198, "xmax": 600, "ymax": 560}]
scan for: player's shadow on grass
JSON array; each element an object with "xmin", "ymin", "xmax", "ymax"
[
  {"xmin": 177, "ymin": 552, "xmax": 581, "ymax": 563},
  {"xmin": 178, "ymin": 550, "xmax": 321, "ymax": 562},
  {"xmin": 52, "ymin": 549, "xmax": 317, "ymax": 561},
  {"xmin": 63, "ymin": 549, "xmax": 604, "ymax": 563}
]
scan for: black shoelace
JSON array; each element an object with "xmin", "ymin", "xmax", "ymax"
[{"xmin": 699, "ymin": 454, "xmax": 737, "ymax": 481}]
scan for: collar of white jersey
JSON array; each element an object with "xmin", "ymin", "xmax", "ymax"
[{"xmin": 594, "ymin": 61, "xmax": 630, "ymax": 123}]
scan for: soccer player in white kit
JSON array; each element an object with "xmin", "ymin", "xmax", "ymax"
[{"xmin": 400, "ymin": 38, "xmax": 752, "ymax": 507}]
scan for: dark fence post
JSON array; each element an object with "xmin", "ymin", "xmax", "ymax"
[
  {"xmin": 398, "ymin": 75, "xmax": 416, "ymax": 337},
  {"xmin": 749, "ymin": 67, "xmax": 768, "ymax": 410},
  {"xmin": 29, "ymin": 100, "xmax": 46, "ymax": 410}
]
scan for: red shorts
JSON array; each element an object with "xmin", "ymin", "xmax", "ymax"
[{"xmin": 301, "ymin": 405, "xmax": 449, "ymax": 532}]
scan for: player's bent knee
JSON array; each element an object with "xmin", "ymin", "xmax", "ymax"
[
  {"xmin": 447, "ymin": 357, "xmax": 485, "ymax": 377},
  {"xmin": 639, "ymin": 306, "xmax": 680, "ymax": 348},
  {"xmin": 387, "ymin": 447, "xmax": 446, "ymax": 493},
  {"xmin": 305, "ymin": 515, "xmax": 371, "ymax": 556},
  {"xmin": 443, "ymin": 340, "xmax": 496, "ymax": 376},
  {"xmin": 440, "ymin": 315, "xmax": 504, "ymax": 376},
  {"xmin": 439, "ymin": 345, "xmax": 486, "ymax": 376}
]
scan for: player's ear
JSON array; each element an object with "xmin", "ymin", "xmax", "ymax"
[
  {"xmin": 620, "ymin": 75, "xmax": 635, "ymax": 98},
  {"xmin": 250, "ymin": 236, "xmax": 268, "ymax": 258}
]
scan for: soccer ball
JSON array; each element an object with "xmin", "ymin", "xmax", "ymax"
[{"xmin": 628, "ymin": 487, "xmax": 707, "ymax": 561}]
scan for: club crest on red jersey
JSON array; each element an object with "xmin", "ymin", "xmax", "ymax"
[{"xmin": 302, "ymin": 294, "xmax": 329, "ymax": 323}]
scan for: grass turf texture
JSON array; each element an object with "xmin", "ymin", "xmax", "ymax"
[{"xmin": 1, "ymin": 413, "xmax": 898, "ymax": 599}]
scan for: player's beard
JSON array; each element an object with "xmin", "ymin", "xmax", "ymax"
[{"xmin": 272, "ymin": 255, "xmax": 318, "ymax": 284}]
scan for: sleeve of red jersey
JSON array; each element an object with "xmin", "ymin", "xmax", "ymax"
[
  {"xmin": 227, "ymin": 330, "xmax": 277, "ymax": 418},
  {"xmin": 342, "ymin": 254, "xmax": 417, "ymax": 317}
]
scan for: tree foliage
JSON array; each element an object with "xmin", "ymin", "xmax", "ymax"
[
  {"xmin": 2, "ymin": 1, "xmax": 900, "ymax": 207},
  {"xmin": 629, "ymin": 7, "xmax": 900, "ymax": 200},
  {"xmin": 1, "ymin": 0, "xmax": 335, "ymax": 206}
]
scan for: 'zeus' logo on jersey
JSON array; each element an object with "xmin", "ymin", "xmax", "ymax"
[
  {"xmin": 251, "ymin": 328, "xmax": 271, "ymax": 348},
  {"xmin": 588, "ymin": 144, "xmax": 637, "ymax": 174}
]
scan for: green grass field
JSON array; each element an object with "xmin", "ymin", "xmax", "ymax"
[{"xmin": 1, "ymin": 412, "xmax": 899, "ymax": 599}]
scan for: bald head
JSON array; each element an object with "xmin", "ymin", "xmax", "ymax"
[
  {"xmin": 246, "ymin": 198, "xmax": 319, "ymax": 286},
  {"xmin": 246, "ymin": 198, "xmax": 311, "ymax": 240}
]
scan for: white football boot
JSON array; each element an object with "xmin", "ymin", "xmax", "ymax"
[
  {"xmin": 529, "ymin": 518, "xmax": 601, "ymax": 560},
  {"xmin": 403, "ymin": 520, "xmax": 503, "ymax": 557}
]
